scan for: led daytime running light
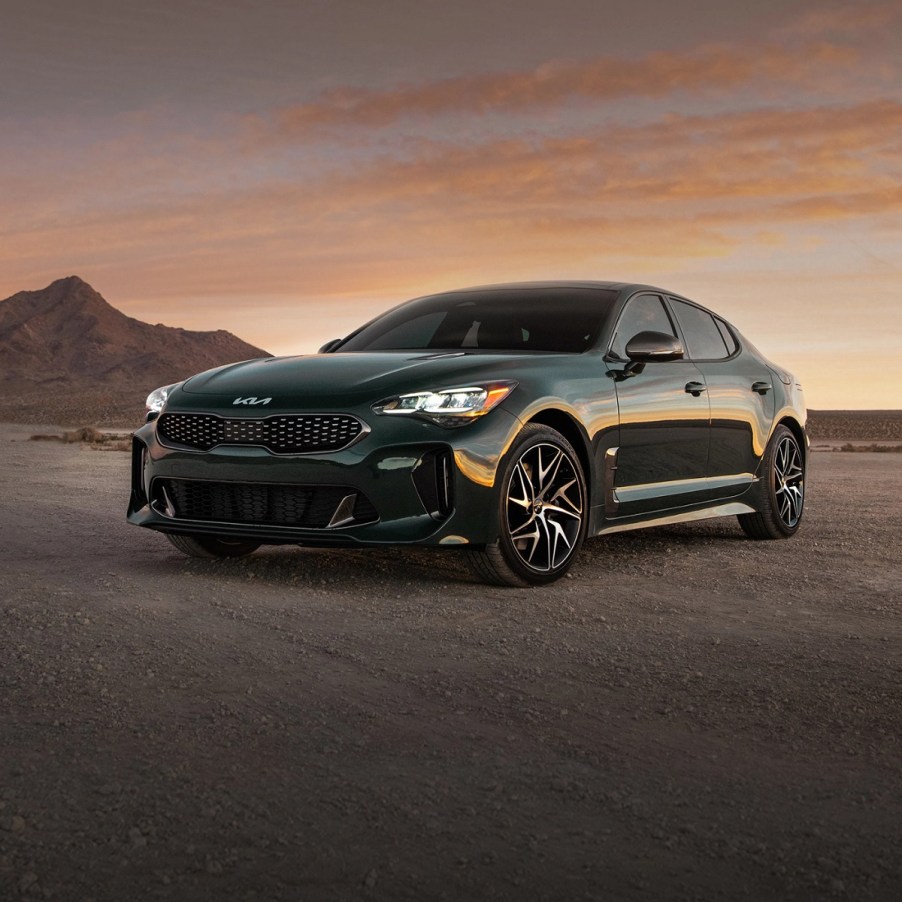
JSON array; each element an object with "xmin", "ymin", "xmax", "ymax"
[{"xmin": 375, "ymin": 382, "xmax": 517, "ymax": 422}]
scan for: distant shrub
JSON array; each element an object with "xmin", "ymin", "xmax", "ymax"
[
  {"xmin": 29, "ymin": 426, "xmax": 130, "ymax": 451},
  {"xmin": 63, "ymin": 426, "xmax": 105, "ymax": 443},
  {"xmin": 836, "ymin": 442, "xmax": 902, "ymax": 453}
]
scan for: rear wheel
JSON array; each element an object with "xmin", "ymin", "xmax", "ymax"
[
  {"xmin": 166, "ymin": 533, "xmax": 261, "ymax": 559},
  {"xmin": 738, "ymin": 424, "xmax": 805, "ymax": 539},
  {"xmin": 466, "ymin": 424, "xmax": 587, "ymax": 587}
]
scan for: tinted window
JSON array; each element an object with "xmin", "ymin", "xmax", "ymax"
[
  {"xmin": 338, "ymin": 288, "xmax": 619, "ymax": 353},
  {"xmin": 670, "ymin": 299, "xmax": 729, "ymax": 360},
  {"xmin": 715, "ymin": 318, "xmax": 739, "ymax": 355},
  {"xmin": 609, "ymin": 294, "xmax": 676, "ymax": 360},
  {"xmin": 344, "ymin": 312, "xmax": 446, "ymax": 351}
]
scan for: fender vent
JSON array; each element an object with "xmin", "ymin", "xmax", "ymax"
[{"xmin": 412, "ymin": 449, "xmax": 454, "ymax": 519}]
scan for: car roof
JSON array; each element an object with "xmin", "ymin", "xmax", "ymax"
[{"xmin": 426, "ymin": 280, "xmax": 671, "ymax": 296}]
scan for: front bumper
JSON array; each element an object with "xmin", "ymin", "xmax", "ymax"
[{"xmin": 128, "ymin": 407, "xmax": 522, "ymax": 547}]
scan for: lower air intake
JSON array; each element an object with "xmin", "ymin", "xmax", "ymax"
[{"xmin": 153, "ymin": 479, "xmax": 378, "ymax": 529}]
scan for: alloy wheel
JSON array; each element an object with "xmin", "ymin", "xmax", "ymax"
[
  {"xmin": 773, "ymin": 434, "xmax": 804, "ymax": 528},
  {"xmin": 506, "ymin": 442, "xmax": 584, "ymax": 572}
]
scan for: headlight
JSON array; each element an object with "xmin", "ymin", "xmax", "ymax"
[
  {"xmin": 145, "ymin": 382, "xmax": 181, "ymax": 417},
  {"xmin": 373, "ymin": 381, "xmax": 517, "ymax": 426}
]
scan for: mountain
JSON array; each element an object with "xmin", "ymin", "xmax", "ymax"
[
  {"xmin": 0, "ymin": 276, "xmax": 271, "ymax": 425},
  {"xmin": 0, "ymin": 276, "xmax": 270, "ymax": 387}
]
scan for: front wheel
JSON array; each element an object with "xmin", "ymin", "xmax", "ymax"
[
  {"xmin": 466, "ymin": 424, "xmax": 587, "ymax": 587},
  {"xmin": 738, "ymin": 424, "xmax": 805, "ymax": 540},
  {"xmin": 166, "ymin": 533, "xmax": 261, "ymax": 559}
]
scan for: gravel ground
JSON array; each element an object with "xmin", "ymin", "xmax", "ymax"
[{"xmin": 1, "ymin": 422, "xmax": 900, "ymax": 901}]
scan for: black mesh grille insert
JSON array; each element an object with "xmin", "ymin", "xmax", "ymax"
[
  {"xmin": 154, "ymin": 479, "xmax": 378, "ymax": 528},
  {"xmin": 157, "ymin": 413, "xmax": 365, "ymax": 454}
]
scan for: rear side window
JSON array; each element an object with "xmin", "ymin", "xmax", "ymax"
[
  {"xmin": 669, "ymin": 299, "xmax": 730, "ymax": 360},
  {"xmin": 609, "ymin": 294, "xmax": 676, "ymax": 360}
]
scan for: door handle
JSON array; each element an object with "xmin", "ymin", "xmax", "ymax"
[
  {"xmin": 684, "ymin": 381, "xmax": 706, "ymax": 396},
  {"xmin": 751, "ymin": 381, "xmax": 772, "ymax": 395}
]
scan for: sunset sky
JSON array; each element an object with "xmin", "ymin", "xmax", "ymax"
[{"xmin": 1, "ymin": 0, "xmax": 900, "ymax": 409}]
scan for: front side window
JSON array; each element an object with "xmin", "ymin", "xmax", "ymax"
[
  {"xmin": 669, "ymin": 299, "xmax": 730, "ymax": 360},
  {"xmin": 609, "ymin": 294, "xmax": 677, "ymax": 360}
]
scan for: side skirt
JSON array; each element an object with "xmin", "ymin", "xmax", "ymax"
[
  {"xmin": 597, "ymin": 501, "xmax": 756, "ymax": 536},
  {"xmin": 613, "ymin": 472, "xmax": 757, "ymax": 506}
]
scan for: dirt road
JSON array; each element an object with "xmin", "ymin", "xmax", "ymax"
[{"xmin": 1, "ymin": 423, "xmax": 900, "ymax": 901}]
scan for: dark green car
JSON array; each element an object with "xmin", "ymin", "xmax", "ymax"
[{"xmin": 128, "ymin": 282, "xmax": 807, "ymax": 586}]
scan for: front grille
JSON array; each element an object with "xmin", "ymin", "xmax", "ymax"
[
  {"xmin": 157, "ymin": 412, "xmax": 366, "ymax": 454},
  {"xmin": 153, "ymin": 479, "xmax": 378, "ymax": 529}
]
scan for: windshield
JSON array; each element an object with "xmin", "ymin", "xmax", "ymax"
[{"xmin": 337, "ymin": 288, "xmax": 619, "ymax": 353}]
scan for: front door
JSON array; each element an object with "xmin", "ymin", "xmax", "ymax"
[{"xmin": 607, "ymin": 294, "xmax": 711, "ymax": 516}]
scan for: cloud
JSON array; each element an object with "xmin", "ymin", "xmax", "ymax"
[
  {"xmin": 248, "ymin": 41, "xmax": 856, "ymax": 141},
  {"xmin": 2, "ymin": 91, "xmax": 900, "ymax": 306},
  {"xmin": 777, "ymin": 187, "xmax": 902, "ymax": 221},
  {"xmin": 778, "ymin": 1, "xmax": 901, "ymax": 37},
  {"xmin": 307, "ymin": 99, "xmax": 902, "ymax": 222}
]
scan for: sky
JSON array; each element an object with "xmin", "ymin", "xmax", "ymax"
[{"xmin": 1, "ymin": 0, "xmax": 900, "ymax": 409}]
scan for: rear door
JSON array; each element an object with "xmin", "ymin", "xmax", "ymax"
[{"xmin": 667, "ymin": 298, "xmax": 774, "ymax": 493}]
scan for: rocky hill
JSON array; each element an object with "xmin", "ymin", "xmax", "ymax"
[{"xmin": 0, "ymin": 276, "xmax": 270, "ymax": 426}]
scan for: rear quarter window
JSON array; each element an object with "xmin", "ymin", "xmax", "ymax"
[{"xmin": 715, "ymin": 318, "xmax": 739, "ymax": 355}]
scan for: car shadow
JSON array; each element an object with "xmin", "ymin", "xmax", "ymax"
[
  {"xmin": 129, "ymin": 518, "xmax": 751, "ymax": 593},
  {"xmin": 129, "ymin": 541, "xmax": 478, "ymax": 589}
]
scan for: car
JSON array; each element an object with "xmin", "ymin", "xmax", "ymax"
[{"xmin": 128, "ymin": 281, "xmax": 807, "ymax": 586}]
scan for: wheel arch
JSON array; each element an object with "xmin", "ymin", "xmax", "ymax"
[
  {"xmin": 524, "ymin": 408, "xmax": 593, "ymax": 496},
  {"xmin": 775, "ymin": 415, "xmax": 808, "ymax": 465}
]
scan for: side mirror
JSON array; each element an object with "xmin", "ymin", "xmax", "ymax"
[
  {"xmin": 624, "ymin": 331, "xmax": 684, "ymax": 363},
  {"xmin": 318, "ymin": 338, "xmax": 342, "ymax": 354},
  {"xmin": 609, "ymin": 331, "xmax": 685, "ymax": 380}
]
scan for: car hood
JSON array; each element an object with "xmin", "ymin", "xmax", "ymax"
[{"xmin": 177, "ymin": 351, "xmax": 543, "ymax": 409}]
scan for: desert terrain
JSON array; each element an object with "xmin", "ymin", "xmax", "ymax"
[{"xmin": 1, "ymin": 421, "xmax": 900, "ymax": 901}]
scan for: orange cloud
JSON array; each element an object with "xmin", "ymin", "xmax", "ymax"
[
  {"xmin": 1, "ymin": 99, "xmax": 899, "ymax": 307},
  {"xmin": 249, "ymin": 41, "xmax": 856, "ymax": 140},
  {"xmin": 777, "ymin": 187, "xmax": 902, "ymax": 220},
  {"xmin": 312, "ymin": 99, "xmax": 902, "ymax": 217},
  {"xmin": 778, "ymin": 1, "xmax": 901, "ymax": 37}
]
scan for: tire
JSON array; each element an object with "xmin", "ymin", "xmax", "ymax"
[
  {"xmin": 466, "ymin": 424, "xmax": 587, "ymax": 587},
  {"xmin": 738, "ymin": 424, "xmax": 805, "ymax": 540},
  {"xmin": 166, "ymin": 533, "xmax": 261, "ymax": 559}
]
